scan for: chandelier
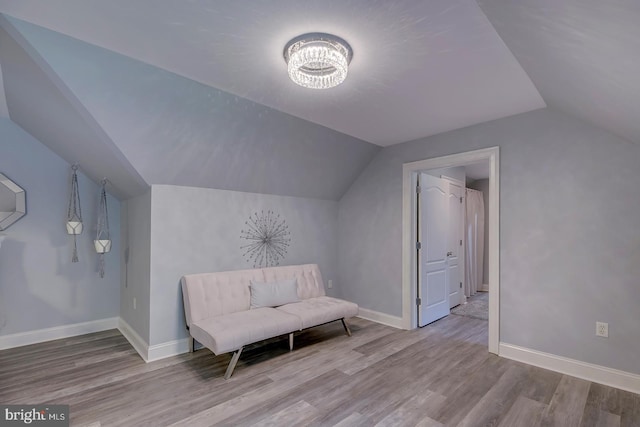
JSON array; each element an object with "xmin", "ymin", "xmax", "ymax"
[{"xmin": 284, "ymin": 33, "xmax": 353, "ymax": 89}]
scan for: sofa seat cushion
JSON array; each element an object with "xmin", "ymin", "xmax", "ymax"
[
  {"xmin": 276, "ymin": 296, "xmax": 359, "ymax": 330},
  {"xmin": 190, "ymin": 307, "xmax": 301, "ymax": 355}
]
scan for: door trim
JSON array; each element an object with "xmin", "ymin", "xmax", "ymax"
[{"xmin": 402, "ymin": 147, "xmax": 500, "ymax": 354}]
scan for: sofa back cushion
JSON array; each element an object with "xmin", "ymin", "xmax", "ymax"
[
  {"xmin": 181, "ymin": 268, "xmax": 265, "ymax": 326},
  {"xmin": 250, "ymin": 279, "xmax": 300, "ymax": 308},
  {"xmin": 262, "ymin": 264, "xmax": 326, "ymax": 300}
]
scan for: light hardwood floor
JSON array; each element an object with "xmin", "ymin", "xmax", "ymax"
[{"xmin": 1, "ymin": 315, "xmax": 638, "ymax": 426}]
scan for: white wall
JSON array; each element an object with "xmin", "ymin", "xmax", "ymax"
[
  {"xmin": 0, "ymin": 118, "xmax": 120, "ymax": 337},
  {"xmin": 147, "ymin": 185, "xmax": 339, "ymax": 346},
  {"xmin": 338, "ymin": 108, "xmax": 640, "ymax": 375}
]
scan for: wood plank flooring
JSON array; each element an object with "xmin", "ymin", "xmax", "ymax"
[{"xmin": 1, "ymin": 315, "xmax": 638, "ymax": 426}]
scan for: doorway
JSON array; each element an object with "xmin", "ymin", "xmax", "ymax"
[
  {"xmin": 415, "ymin": 172, "xmax": 465, "ymax": 327},
  {"xmin": 401, "ymin": 147, "xmax": 500, "ymax": 354}
]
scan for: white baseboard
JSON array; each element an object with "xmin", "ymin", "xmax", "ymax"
[
  {"xmin": 117, "ymin": 318, "xmax": 190, "ymax": 362},
  {"xmin": 500, "ymin": 343, "xmax": 640, "ymax": 394},
  {"xmin": 357, "ymin": 308, "xmax": 404, "ymax": 329},
  {"xmin": 0, "ymin": 317, "xmax": 118, "ymax": 350},
  {"xmin": 117, "ymin": 318, "xmax": 149, "ymax": 362},
  {"xmin": 147, "ymin": 338, "xmax": 190, "ymax": 362}
]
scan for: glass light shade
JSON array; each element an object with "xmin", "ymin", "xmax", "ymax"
[
  {"xmin": 66, "ymin": 220, "xmax": 83, "ymax": 235},
  {"xmin": 94, "ymin": 239, "xmax": 111, "ymax": 254},
  {"xmin": 284, "ymin": 33, "xmax": 352, "ymax": 89}
]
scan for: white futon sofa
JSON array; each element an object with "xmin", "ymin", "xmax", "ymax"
[{"xmin": 181, "ymin": 264, "xmax": 358, "ymax": 379}]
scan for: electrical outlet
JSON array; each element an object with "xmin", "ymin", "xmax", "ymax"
[
  {"xmin": 328, "ymin": 280, "xmax": 333, "ymax": 289},
  {"xmin": 596, "ymin": 321, "xmax": 608, "ymax": 338},
  {"xmin": 133, "ymin": 297, "xmax": 137, "ymax": 310}
]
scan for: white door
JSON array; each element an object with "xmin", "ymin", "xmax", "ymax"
[
  {"xmin": 417, "ymin": 173, "xmax": 450, "ymax": 326},
  {"xmin": 446, "ymin": 182, "xmax": 464, "ymax": 308}
]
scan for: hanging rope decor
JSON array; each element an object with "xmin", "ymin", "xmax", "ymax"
[
  {"xmin": 66, "ymin": 164, "xmax": 83, "ymax": 262},
  {"xmin": 94, "ymin": 179, "xmax": 111, "ymax": 278}
]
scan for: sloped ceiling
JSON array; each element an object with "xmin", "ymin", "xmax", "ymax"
[
  {"xmin": 0, "ymin": 16, "xmax": 147, "ymax": 199},
  {"xmin": 0, "ymin": 0, "xmax": 545, "ymax": 146},
  {"xmin": 3, "ymin": 16, "xmax": 379, "ymax": 201},
  {"xmin": 478, "ymin": 0, "xmax": 640, "ymax": 145},
  {"xmin": 0, "ymin": 1, "xmax": 638, "ymax": 200}
]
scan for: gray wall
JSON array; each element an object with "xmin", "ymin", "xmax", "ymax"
[
  {"xmin": 0, "ymin": 118, "xmax": 120, "ymax": 336},
  {"xmin": 338, "ymin": 108, "xmax": 640, "ymax": 375},
  {"xmin": 467, "ymin": 178, "xmax": 490, "ymax": 285},
  {"xmin": 120, "ymin": 191, "xmax": 152, "ymax": 343},
  {"xmin": 148, "ymin": 185, "xmax": 339, "ymax": 346},
  {"xmin": 0, "ymin": 60, "xmax": 8, "ymax": 118}
]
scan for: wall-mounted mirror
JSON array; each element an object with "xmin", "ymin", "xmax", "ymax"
[{"xmin": 0, "ymin": 173, "xmax": 26, "ymax": 230}]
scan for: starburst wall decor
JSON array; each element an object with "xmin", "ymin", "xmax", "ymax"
[{"xmin": 240, "ymin": 210, "xmax": 291, "ymax": 268}]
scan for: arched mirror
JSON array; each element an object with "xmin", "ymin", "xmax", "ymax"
[{"xmin": 0, "ymin": 173, "xmax": 26, "ymax": 231}]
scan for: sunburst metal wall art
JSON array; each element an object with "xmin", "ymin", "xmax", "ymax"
[{"xmin": 240, "ymin": 210, "xmax": 291, "ymax": 268}]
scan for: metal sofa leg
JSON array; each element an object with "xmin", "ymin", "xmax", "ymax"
[
  {"xmin": 341, "ymin": 318, "xmax": 352, "ymax": 337},
  {"xmin": 189, "ymin": 337, "xmax": 195, "ymax": 353},
  {"xmin": 224, "ymin": 347, "xmax": 244, "ymax": 380},
  {"xmin": 289, "ymin": 332, "xmax": 294, "ymax": 351}
]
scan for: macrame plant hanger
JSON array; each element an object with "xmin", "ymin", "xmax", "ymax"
[
  {"xmin": 94, "ymin": 179, "xmax": 111, "ymax": 278},
  {"xmin": 66, "ymin": 164, "xmax": 83, "ymax": 262}
]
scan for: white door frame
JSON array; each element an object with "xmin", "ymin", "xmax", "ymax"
[{"xmin": 402, "ymin": 146, "xmax": 500, "ymax": 354}]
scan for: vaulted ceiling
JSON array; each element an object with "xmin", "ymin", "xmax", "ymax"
[
  {"xmin": 0, "ymin": 0, "xmax": 638, "ymax": 199},
  {"xmin": 478, "ymin": 0, "xmax": 640, "ymax": 149}
]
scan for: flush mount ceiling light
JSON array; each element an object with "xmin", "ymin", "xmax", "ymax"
[{"xmin": 284, "ymin": 33, "xmax": 353, "ymax": 89}]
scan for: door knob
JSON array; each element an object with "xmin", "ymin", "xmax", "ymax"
[{"xmin": 447, "ymin": 251, "xmax": 453, "ymax": 256}]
